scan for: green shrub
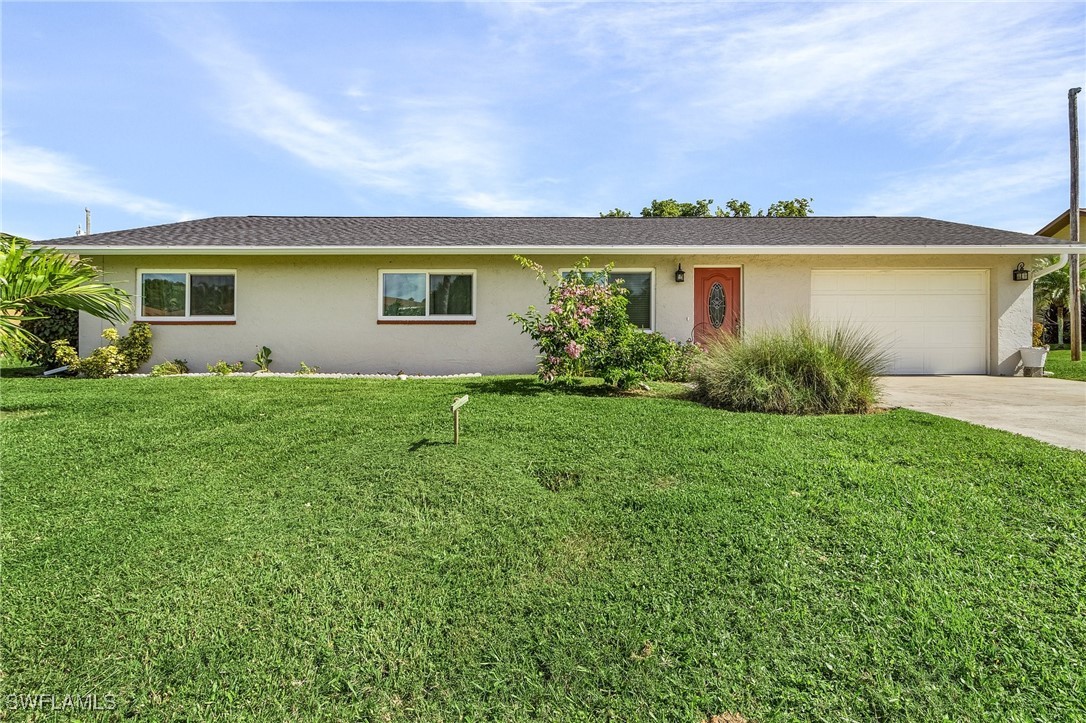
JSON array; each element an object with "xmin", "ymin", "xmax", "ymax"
[
  {"xmin": 296, "ymin": 361, "xmax": 319, "ymax": 375},
  {"xmin": 207, "ymin": 360, "xmax": 245, "ymax": 375},
  {"xmin": 50, "ymin": 324, "xmax": 153, "ymax": 378},
  {"xmin": 116, "ymin": 322, "xmax": 153, "ymax": 372},
  {"xmin": 662, "ymin": 340, "xmax": 704, "ymax": 382},
  {"xmin": 253, "ymin": 346, "xmax": 273, "ymax": 372},
  {"xmin": 691, "ymin": 320, "xmax": 889, "ymax": 415},
  {"xmin": 151, "ymin": 359, "xmax": 189, "ymax": 376},
  {"xmin": 21, "ymin": 305, "xmax": 78, "ymax": 368}
]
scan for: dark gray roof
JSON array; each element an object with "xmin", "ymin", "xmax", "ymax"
[{"xmin": 43, "ymin": 215, "xmax": 1063, "ymax": 249}]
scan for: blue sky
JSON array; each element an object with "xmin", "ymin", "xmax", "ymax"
[{"xmin": 2, "ymin": 2, "xmax": 1084, "ymax": 240}]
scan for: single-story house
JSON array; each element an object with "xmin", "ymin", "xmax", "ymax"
[{"xmin": 45, "ymin": 215, "xmax": 1081, "ymax": 376}]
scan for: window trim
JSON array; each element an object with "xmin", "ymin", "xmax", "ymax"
[
  {"xmin": 377, "ymin": 269, "xmax": 477, "ymax": 322},
  {"xmin": 136, "ymin": 269, "xmax": 238, "ymax": 323},
  {"xmin": 559, "ymin": 267, "xmax": 656, "ymax": 331}
]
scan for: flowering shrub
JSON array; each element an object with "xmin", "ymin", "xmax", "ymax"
[
  {"xmin": 509, "ymin": 256, "xmax": 632, "ymax": 384},
  {"xmin": 50, "ymin": 323, "xmax": 153, "ymax": 378}
]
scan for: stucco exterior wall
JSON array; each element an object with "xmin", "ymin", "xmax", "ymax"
[{"xmin": 80, "ymin": 252, "xmax": 1037, "ymax": 375}]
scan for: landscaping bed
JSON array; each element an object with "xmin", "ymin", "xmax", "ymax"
[{"xmin": 2, "ymin": 376, "xmax": 1084, "ymax": 720}]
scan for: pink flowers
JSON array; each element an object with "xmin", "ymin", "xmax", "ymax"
[{"xmin": 509, "ymin": 256, "xmax": 630, "ymax": 384}]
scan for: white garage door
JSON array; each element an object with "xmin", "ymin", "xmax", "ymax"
[{"xmin": 810, "ymin": 269, "xmax": 989, "ymax": 375}]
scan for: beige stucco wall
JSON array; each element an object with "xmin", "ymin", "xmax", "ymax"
[{"xmin": 80, "ymin": 252, "xmax": 1038, "ymax": 376}]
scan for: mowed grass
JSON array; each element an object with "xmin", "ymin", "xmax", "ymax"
[
  {"xmin": 2, "ymin": 377, "xmax": 1084, "ymax": 721},
  {"xmin": 1044, "ymin": 349, "xmax": 1086, "ymax": 381}
]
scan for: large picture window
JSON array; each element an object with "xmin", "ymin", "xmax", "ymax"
[
  {"xmin": 138, "ymin": 270, "xmax": 236, "ymax": 321},
  {"xmin": 380, "ymin": 270, "xmax": 475, "ymax": 320},
  {"xmin": 563, "ymin": 268, "xmax": 654, "ymax": 330}
]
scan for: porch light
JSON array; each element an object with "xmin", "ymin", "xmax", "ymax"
[
  {"xmin": 675, "ymin": 263, "xmax": 686, "ymax": 283},
  {"xmin": 1013, "ymin": 262, "xmax": 1030, "ymax": 282}
]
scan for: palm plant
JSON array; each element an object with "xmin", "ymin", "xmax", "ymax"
[
  {"xmin": 0, "ymin": 234, "xmax": 130, "ymax": 358},
  {"xmin": 1033, "ymin": 256, "xmax": 1084, "ymax": 347}
]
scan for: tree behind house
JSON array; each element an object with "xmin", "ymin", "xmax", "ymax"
[{"xmin": 601, "ymin": 197, "xmax": 812, "ymax": 218}]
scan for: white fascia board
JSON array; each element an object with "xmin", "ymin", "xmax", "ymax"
[{"xmin": 52, "ymin": 244, "xmax": 1084, "ymax": 256}]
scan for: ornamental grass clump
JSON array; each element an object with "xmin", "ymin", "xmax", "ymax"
[{"xmin": 692, "ymin": 320, "xmax": 889, "ymax": 415}]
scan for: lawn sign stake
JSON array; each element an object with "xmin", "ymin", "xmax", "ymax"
[{"xmin": 451, "ymin": 395, "xmax": 469, "ymax": 445}]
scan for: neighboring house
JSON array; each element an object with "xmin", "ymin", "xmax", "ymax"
[
  {"xmin": 1035, "ymin": 208, "xmax": 1086, "ymax": 240},
  {"xmin": 44, "ymin": 216, "xmax": 1080, "ymax": 376}
]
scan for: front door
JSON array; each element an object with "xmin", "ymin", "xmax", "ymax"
[{"xmin": 693, "ymin": 268, "xmax": 741, "ymax": 344}]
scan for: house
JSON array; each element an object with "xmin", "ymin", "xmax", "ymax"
[
  {"xmin": 1035, "ymin": 208, "xmax": 1086, "ymax": 240},
  {"xmin": 44, "ymin": 215, "xmax": 1081, "ymax": 376}
]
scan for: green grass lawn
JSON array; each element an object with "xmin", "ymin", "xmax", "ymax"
[
  {"xmin": 2, "ymin": 377, "xmax": 1084, "ymax": 721},
  {"xmin": 1044, "ymin": 349, "xmax": 1086, "ymax": 381}
]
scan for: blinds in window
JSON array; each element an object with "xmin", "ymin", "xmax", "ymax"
[{"xmin": 610, "ymin": 272, "xmax": 652, "ymax": 329}]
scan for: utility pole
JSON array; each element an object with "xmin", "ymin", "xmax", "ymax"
[{"xmin": 1070, "ymin": 88, "xmax": 1082, "ymax": 362}]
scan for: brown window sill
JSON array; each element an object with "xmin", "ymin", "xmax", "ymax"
[
  {"xmin": 142, "ymin": 320, "xmax": 237, "ymax": 326},
  {"xmin": 377, "ymin": 319, "xmax": 476, "ymax": 325}
]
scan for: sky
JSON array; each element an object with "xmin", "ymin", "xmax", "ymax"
[{"xmin": 2, "ymin": 1, "xmax": 1084, "ymax": 241}]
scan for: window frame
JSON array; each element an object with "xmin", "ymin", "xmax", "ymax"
[
  {"xmin": 136, "ymin": 269, "xmax": 238, "ymax": 324},
  {"xmin": 377, "ymin": 269, "xmax": 477, "ymax": 323},
  {"xmin": 559, "ymin": 267, "xmax": 656, "ymax": 331}
]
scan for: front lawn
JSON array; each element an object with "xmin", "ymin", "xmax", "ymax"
[
  {"xmin": 1044, "ymin": 349, "xmax": 1086, "ymax": 381},
  {"xmin": 2, "ymin": 377, "xmax": 1084, "ymax": 720}
]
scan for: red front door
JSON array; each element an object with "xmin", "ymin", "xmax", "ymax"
[{"xmin": 693, "ymin": 268, "xmax": 741, "ymax": 344}]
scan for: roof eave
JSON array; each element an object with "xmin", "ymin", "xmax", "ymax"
[{"xmin": 51, "ymin": 244, "xmax": 1083, "ymax": 256}]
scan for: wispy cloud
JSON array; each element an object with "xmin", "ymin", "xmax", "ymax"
[
  {"xmin": 1, "ymin": 139, "xmax": 197, "ymax": 223},
  {"xmin": 850, "ymin": 152, "xmax": 1069, "ymax": 230},
  {"xmin": 156, "ymin": 11, "xmax": 545, "ymax": 215},
  {"xmin": 480, "ymin": 2, "xmax": 1082, "ymax": 225},
  {"xmin": 487, "ymin": 3, "xmax": 1082, "ymax": 141}
]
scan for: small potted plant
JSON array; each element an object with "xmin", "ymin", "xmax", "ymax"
[{"xmin": 1020, "ymin": 322, "xmax": 1049, "ymax": 376}]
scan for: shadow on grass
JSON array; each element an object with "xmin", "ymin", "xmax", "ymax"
[
  {"xmin": 0, "ymin": 366, "xmax": 45, "ymax": 378},
  {"xmin": 464, "ymin": 377, "xmax": 622, "ymax": 398},
  {"xmin": 408, "ymin": 438, "xmax": 455, "ymax": 452}
]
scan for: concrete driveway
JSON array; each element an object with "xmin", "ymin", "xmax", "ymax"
[{"xmin": 879, "ymin": 376, "xmax": 1086, "ymax": 452}]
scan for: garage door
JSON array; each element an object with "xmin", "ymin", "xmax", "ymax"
[{"xmin": 810, "ymin": 269, "xmax": 989, "ymax": 375}]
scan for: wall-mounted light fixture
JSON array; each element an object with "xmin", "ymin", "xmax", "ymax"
[
  {"xmin": 675, "ymin": 263, "xmax": 686, "ymax": 283},
  {"xmin": 1013, "ymin": 262, "xmax": 1030, "ymax": 282}
]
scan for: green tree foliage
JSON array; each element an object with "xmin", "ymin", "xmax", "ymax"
[
  {"xmin": 641, "ymin": 198, "xmax": 717, "ymax": 217},
  {"xmin": 1033, "ymin": 257, "xmax": 1085, "ymax": 346},
  {"xmin": 0, "ymin": 234, "xmax": 130, "ymax": 358},
  {"xmin": 601, "ymin": 197, "xmax": 813, "ymax": 218}
]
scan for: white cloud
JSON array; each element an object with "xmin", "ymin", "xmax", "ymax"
[
  {"xmin": 159, "ymin": 14, "xmax": 545, "ymax": 215},
  {"xmin": 1, "ymin": 139, "xmax": 197, "ymax": 223}
]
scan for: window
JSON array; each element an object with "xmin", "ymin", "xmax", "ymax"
[
  {"xmin": 609, "ymin": 271, "xmax": 653, "ymax": 330},
  {"xmin": 138, "ymin": 270, "xmax": 236, "ymax": 321},
  {"xmin": 379, "ymin": 270, "xmax": 475, "ymax": 321},
  {"xmin": 562, "ymin": 268, "xmax": 654, "ymax": 330}
]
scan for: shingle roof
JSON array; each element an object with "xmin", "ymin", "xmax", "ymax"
[{"xmin": 43, "ymin": 215, "xmax": 1064, "ymax": 250}]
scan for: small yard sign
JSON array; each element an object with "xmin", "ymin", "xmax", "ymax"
[{"xmin": 451, "ymin": 395, "xmax": 469, "ymax": 445}]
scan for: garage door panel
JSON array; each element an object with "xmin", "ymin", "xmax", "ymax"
[{"xmin": 811, "ymin": 269, "xmax": 988, "ymax": 375}]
